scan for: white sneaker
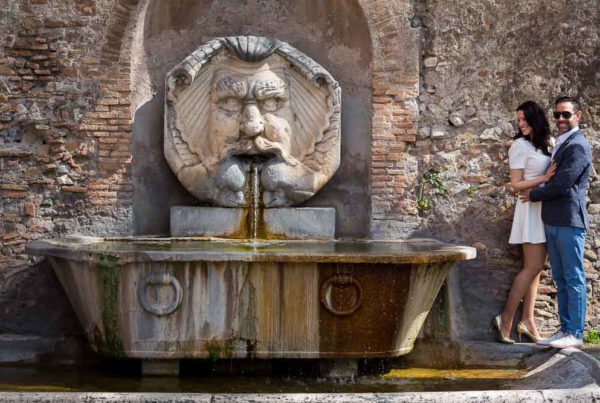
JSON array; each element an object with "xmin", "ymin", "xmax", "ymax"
[
  {"xmin": 536, "ymin": 331, "xmax": 565, "ymax": 346},
  {"xmin": 549, "ymin": 334, "xmax": 583, "ymax": 349}
]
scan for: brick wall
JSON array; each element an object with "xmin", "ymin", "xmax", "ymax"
[{"xmin": 0, "ymin": 0, "xmax": 133, "ymax": 304}]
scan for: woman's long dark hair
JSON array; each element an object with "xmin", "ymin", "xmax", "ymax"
[{"xmin": 514, "ymin": 101, "xmax": 552, "ymax": 156}]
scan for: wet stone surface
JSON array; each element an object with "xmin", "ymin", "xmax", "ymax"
[{"xmin": 26, "ymin": 237, "xmax": 476, "ymax": 265}]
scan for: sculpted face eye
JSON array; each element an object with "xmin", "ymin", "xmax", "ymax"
[
  {"xmin": 218, "ymin": 97, "xmax": 243, "ymax": 112},
  {"xmin": 260, "ymin": 97, "xmax": 281, "ymax": 112}
]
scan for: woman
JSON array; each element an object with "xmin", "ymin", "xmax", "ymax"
[{"xmin": 492, "ymin": 100, "xmax": 556, "ymax": 343}]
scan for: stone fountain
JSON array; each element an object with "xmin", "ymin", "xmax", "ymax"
[{"xmin": 27, "ymin": 36, "xmax": 475, "ymax": 376}]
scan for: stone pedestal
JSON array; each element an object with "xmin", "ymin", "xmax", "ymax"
[
  {"xmin": 170, "ymin": 207, "xmax": 244, "ymax": 238},
  {"xmin": 170, "ymin": 207, "xmax": 335, "ymax": 239}
]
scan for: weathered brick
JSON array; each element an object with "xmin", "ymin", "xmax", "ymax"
[
  {"xmin": 0, "ymin": 183, "xmax": 29, "ymax": 191},
  {"xmin": 97, "ymin": 98, "xmax": 120, "ymax": 106},
  {"xmin": 88, "ymin": 184, "xmax": 110, "ymax": 190},
  {"xmin": 2, "ymin": 231, "xmax": 20, "ymax": 241},
  {"xmin": 24, "ymin": 202, "xmax": 36, "ymax": 216},
  {"xmin": 61, "ymin": 186, "xmax": 87, "ymax": 193},
  {"xmin": 1, "ymin": 191, "xmax": 27, "ymax": 198}
]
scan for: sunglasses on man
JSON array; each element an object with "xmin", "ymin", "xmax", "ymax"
[{"xmin": 553, "ymin": 111, "xmax": 577, "ymax": 119}]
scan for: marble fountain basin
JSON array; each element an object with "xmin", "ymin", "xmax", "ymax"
[{"xmin": 26, "ymin": 237, "xmax": 475, "ymax": 360}]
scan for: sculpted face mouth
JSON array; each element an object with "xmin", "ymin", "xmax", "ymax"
[{"xmin": 231, "ymin": 151, "xmax": 276, "ymax": 165}]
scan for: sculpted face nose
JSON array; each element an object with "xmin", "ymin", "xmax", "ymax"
[{"xmin": 240, "ymin": 103, "xmax": 264, "ymax": 138}]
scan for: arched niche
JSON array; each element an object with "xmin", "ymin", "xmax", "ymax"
[{"xmin": 130, "ymin": 0, "xmax": 373, "ymax": 238}]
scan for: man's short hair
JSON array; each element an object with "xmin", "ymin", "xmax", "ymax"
[{"xmin": 555, "ymin": 96, "xmax": 579, "ymax": 110}]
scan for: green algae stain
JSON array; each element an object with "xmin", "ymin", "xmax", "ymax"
[
  {"xmin": 97, "ymin": 254, "xmax": 125, "ymax": 357},
  {"xmin": 223, "ymin": 338, "xmax": 235, "ymax": 359},
  {"xmin": 206, "ymin": 341, "xmax": 222, "ymax": 360},
  {"xmin": 205, "ymin": 338, "xmax": 236, "ymax": 360}
]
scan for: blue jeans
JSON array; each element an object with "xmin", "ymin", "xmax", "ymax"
[{"xmin": 544, "ymin": 225, "xmax": 587, "ymax": 339}]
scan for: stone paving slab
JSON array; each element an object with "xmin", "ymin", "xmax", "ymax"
[
  {"xmin": 509, "ymin": 347, "xmax": 600, "ymax": 390},
  {"xmin": 583, "ymin": 346, "xmax": 600, "ymax": 362},
  {"xmin": 1, "ymin": 390, "xmax": 600, "ymax": 402}
]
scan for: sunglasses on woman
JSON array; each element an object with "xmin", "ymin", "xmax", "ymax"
[{"xmin": 553, "ymin": 111, "xmax": 576, "ymax": 119}]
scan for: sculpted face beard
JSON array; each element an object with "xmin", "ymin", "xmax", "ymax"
[{"xmin": 204, "ymin": 65, "xmax": 308, "ymax": 207}]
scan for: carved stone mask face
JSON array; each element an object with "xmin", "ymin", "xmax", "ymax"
[
  {"xmin": 165, "ymin": 36, "xmax": 341, "ymax": 208},
  {"xmin": 208, "ymin": 61, "xmax": 296, "ymax": 165}
]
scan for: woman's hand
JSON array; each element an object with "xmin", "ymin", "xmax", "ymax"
[{"xmin": 543, "ymin": 162, "xmax": 557, "ymax": 182}]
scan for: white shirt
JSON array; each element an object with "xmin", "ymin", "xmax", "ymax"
[{"xmin": 552, "ymin": 127, "xmax": 579, "ymax": 159}]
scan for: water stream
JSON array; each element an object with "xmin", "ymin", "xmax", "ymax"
[
  {"xmin": 242, "ymin": 161, "xmax": 271, "ymax": 248},
  {"xmin": 249, "ymin": 163, "xmax": 260, "ymax": 241}
]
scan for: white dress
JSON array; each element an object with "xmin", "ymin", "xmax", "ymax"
[{"xmin": 508, "ymin": 138, "xmax": 551, "ymax": 244}]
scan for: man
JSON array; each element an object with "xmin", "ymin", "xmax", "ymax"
[{"xmin": 521, "ymin": 96, "xmax": 592, "ymax": 348}]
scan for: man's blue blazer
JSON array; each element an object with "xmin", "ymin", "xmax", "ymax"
[{"xmin": 529, "ymin": 130, "xmax": 592, "ymax": 229}]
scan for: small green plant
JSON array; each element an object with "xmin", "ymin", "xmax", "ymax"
[
  {"xmin": 416, "ymin": 197, "xmax": 432, "ymax": 211},
  {"xmin": 422, "ymin": 170, "xmax": 447, "ymax": 194},
  {"xmin": 465, "ymin": 186, "xmax": 478, "ymax": 196},
  {"xmin": 584, "ymin": 330, "xmax": 600, "ymax": 345},
  {"xmin": 415, "ymin": 169, "xmax": 447, "ymax": 212}
]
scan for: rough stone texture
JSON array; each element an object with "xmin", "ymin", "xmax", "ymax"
[
  {"xmin": 406, "ymin": 0, "xmax": 600, "ymax": 342},
  {"xmin": 0, "ymin": 0, "xmax": 135, "ymax": 340},
  {"xmin": 1, "ymin": 0, "xmax": 599, "ymax": 353},
  {"xmin": 1, "ymin": 390, "xmax": 600, "ymax": 402}
]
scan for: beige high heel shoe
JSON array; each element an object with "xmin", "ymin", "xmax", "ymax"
[
  {"xmin": 491, "ymin": 315, "xmax": 515, "ymax": 344},
  {"xmin": 517, "ymin": 322, "xmax": 539, "ymax": 342}
]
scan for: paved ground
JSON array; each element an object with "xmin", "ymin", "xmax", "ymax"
[{"xmin": 583, "ymin": 345, "xmax": 600, "ymax": 361}]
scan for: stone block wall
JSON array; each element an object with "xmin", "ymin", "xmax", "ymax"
[
  {"xmin": 403, "ymin": 0, "xmax": 600, "ymax": 339},
  {"xmin": 0, "ymin": 0, "xmax": 599, "ymax": 347}
]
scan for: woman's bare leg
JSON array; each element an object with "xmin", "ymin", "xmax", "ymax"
[
  {"xmin": 520, "ymin": 244, "xmax": 546, "ymax": 338},
  {"xmin": 500, "ymin": 243, "xmax": 546, "ymax": 338}
]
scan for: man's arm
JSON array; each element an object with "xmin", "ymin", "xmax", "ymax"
[{"xmin": 529, "ymin": 143, "xmax": 589, "ymax": 202}]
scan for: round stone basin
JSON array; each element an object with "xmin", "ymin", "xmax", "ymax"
[{"xmin": 26, "ymin": 237, "xmax": 475, "ymax": 361}]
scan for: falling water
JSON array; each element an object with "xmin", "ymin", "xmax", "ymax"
[
  {"xmin": 240, "ymin": 161, "xmax": 273, "ymax": 248},
  {"xmin": 250, "ymin": 163, "xmax": 260, "ymax": 241},
  {"xmin": 240, "ymin": 160, "xmax": 273, "ymax": 248}
]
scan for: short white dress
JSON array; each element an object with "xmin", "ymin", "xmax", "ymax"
[{"xmin": 508, "ymin": 138, "xmax": 551, "ymax": 244}]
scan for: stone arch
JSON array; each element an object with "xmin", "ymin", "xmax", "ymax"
[{"xmin": 98, "ymin": 0, "xmax": 140, "ymax": 63}]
